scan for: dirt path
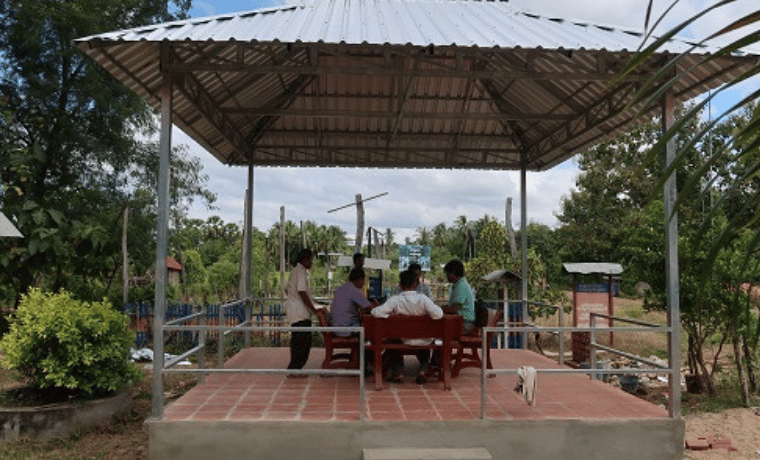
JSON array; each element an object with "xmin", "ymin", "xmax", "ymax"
[{"xmin": 684, "ymin": 408, "xmax": 760, "ymax": 459}]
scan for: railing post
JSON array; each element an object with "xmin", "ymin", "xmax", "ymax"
[
  {"xmin": 558, "ymin": 306, "xmax": 565, "ymax": 365},
  {"xmin": 218, "ymin": 304, "xmax": 225, "ymax": 368},
  {"xmin": 198, "ymin": 304, "xmax": 206, "ymax": 383},
  {"xmin": 590, "ymin": 314, "xmax": 598, "ymax": 380},
  {"xmin": 244, "ymin": 298, "xmax": 251, "ymax": 348}
]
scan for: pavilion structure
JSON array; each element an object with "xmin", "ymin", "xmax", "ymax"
[{"xmin": 75, "ymin": 1, "xmax": 759, "ymax": 459}]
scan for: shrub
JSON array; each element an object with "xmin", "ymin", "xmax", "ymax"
[{"xmin": 0, "ymin": 289, "xmax": 141, "ymax": 398}]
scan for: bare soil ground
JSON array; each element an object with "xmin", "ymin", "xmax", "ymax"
[
  {"xmin": 0, "ymin": 369, "xmax": 195, "ymax": 460},
  {"xmin": 0, "ymin": 294, "xmax": 757, "ymax": 459},
  {"xmin": 684, "ymin": 408, "xmax": 760, "ymax": 459}
]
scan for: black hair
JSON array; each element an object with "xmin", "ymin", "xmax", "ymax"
[
  {"xmin": 443, "ymin": 259, "xmax": 464, "ymax": 278},
  {"xmin": 296, "ymin": 248, "xmax": 314, "ymax": 263},
  {"xmin": 353, "ymin": 252, "xmax": 364, "ymax": 262},
  {"xmin": 399, "ymin": 270, "xmax": 417, "ymax": 288},
  {"xmin": 348, "ymin": 267, "xmax": 365, "ymax": 282},
  {"xmin": 408, "ymin": 262, "xmax": 422, "ymax": 273}
]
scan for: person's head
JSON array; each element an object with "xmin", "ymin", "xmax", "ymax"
[
  {"xmin": 353, "ymin": 252, "xmax": 365, "ymax": 268},
  {"xmin": 297, "ymin": 248, "xmax": 314, "ymax": 269},
  {"xmin": 398, "ymin": 270, "xmax": 418, "ymax": 291},
  {"xmin": 408, "ymin": 262, "xmax": 423, "ymax": 279},
  {"xmin": 348, "ymin": 267, "xmax": 366, "ymax": 288},
  {"xmin": 443, "ymin": 259, "xmax": 464, "ymax": 282}
]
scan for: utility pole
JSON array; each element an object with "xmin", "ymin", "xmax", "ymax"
[{"xmin": 327, "ymin": 192, "xmax": 388, "ymax": 255}]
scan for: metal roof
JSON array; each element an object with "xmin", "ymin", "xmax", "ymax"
[
  {"xmin": 0, "ymin": 212, "xmax": 23, "ymax": 238},
  {"xmin": 483, "ymin": 268, "xmax": 521, "ymax": 283},
  {"xmin": 563, "ymin": 262, "xmax": 623, "ymax": 276},
  {"xmin": 75, "ymin": 0, "xmax": 759, "ymax": 171}
]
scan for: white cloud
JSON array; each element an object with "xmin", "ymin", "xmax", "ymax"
[{"xmin": 182, "ymin": 0, "xmax": 753, "ymax": 245}]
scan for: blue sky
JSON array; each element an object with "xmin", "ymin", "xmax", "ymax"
[{"xmin": 179, "ymin": 0, "xmax": 759, "ymax": 243}]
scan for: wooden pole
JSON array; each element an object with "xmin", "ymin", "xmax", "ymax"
[
  {"xmin": 122, "ymin": 203, "xmax": 130, "ymax": 304},
  {"xmin": 355, "ymin": 194, "xmax": 364, "ymax": 254},
  {"xmin": 506, "ymin": 198, "xmax": 517, "ymax": 258}
]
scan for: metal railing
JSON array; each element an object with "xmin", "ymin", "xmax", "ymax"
[
  {"xmin": 153, "ymin": 297, "xmax": 676, "ymax": 422},
  {"xmin": 477, "ymin": 302, "xmax": 675, "ymax": 420},
  {"xmin": 155, "ymin": 297, "xmax": 367, "ymax": 420}
]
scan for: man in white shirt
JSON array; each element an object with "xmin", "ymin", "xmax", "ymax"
[
  {"xmin": 285, "ymin": 248, "xmax": 320, "ymax": 374},
  {"xmin": 371, "ymin": 270, "xmax": 443, "ymax": 384}
]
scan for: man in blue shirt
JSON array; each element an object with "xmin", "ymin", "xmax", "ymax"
[
  {"xmin": 330, "ymin": 268, "xmax": 377, "ymax": 337},
  {"xmin": 443, "ymin": 259, "xmax": 476, "ymax": 336}
]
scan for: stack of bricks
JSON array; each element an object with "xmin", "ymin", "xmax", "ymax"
[
  {"xmin": 685, "ymin": 435, "xmax": 738, "ymax": 452},
  {"xmin": 571, "ymin": 331, "xmax": 591, "ymax": 364}
]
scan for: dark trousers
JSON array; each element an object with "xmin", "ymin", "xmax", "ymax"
[
  {"xmin": 287, "ymin": 319, "xmax": 312, "ymax": 370},
  {"xmin": 384, "ymin": 343, "xmax": 430, "ymax": 376}
]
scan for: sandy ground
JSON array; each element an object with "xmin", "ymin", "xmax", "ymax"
[{"xmin": 684, "ymin": 408, "xmax": 760, "ymax": 459}]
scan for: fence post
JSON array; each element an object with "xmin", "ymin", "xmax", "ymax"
[
  {"xmin": 558, "ymin": 306, "xmax": 565, "ymax": 365},
  {"xmin": 590, "ymin": 314, "xmax": 598, "ymax": 380},
  {"xmin": 198, "ymin": 303, "xmax": 206, "ymax": 383},
  {"xmin": 244, "ymin": 298, "xmax": 251, "ymax": 348},
  {"xmin": 218, "ymin": 304, "xmax": 225, "ymax": 368}
]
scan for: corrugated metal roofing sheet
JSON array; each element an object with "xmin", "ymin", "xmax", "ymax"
[
  {"xmin": 563, "ymin": 263, "xmax": 623, "ymax": 276},
  {"xmin": 74, "ymin": 0, "xmax": 759, "ymax": 171},
  {"xmin": 79, "ymin": 0, "xmax": 695, "ymax": 52},
  {"xmin": 0, "ymin": 212, "xmax": 23, "ymax": 238}
]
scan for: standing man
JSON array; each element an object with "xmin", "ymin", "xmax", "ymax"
[
  {"xmin": 285, "ymin": 248, "xmax": 320, "ymax": 375},
  {"xmin": 443, "ymin": 259, "xmax": 476, "ymax": 336}
]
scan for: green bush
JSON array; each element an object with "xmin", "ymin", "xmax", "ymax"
[{"xmin": 0, "ymin": 289, "xmax": 141, "ymax": 398}]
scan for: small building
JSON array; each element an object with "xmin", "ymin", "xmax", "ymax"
[{"xmin": 166, "ymin": 256, "xmax": 182, "ymax": 287}]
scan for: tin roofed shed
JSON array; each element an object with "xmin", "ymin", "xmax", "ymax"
[{"xmin": 73, "ymin": 0, "xmax": 759, "ymax": 424}]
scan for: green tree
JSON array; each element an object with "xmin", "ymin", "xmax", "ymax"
[{"xmin": 0, "ymin": 0, "xmax": 203, "ymax": 305}]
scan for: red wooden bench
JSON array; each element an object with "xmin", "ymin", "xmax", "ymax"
[{"xmin": 363, "ymin": 314, "xmax": 462, "ymax": 391}]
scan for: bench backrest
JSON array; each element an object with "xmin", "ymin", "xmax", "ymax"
[{"xmin": 363, "ymin": 314, "xmax": 462, "ymax": 345}]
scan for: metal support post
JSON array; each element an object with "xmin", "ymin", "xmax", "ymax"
[
  {"xmin": 151, "ymin": 57, "xmax": 172, "ymax": 419},
  {"xmin": 244, "ymin": 161, "xmax": 254, "ymax": 348},
  {"xmin": 520, "ymin": 163, "xmax": 528, "ymax": 350},
  {"xmin": 662, "ymin": 90, "xmax": 681, "ymax": 418}
]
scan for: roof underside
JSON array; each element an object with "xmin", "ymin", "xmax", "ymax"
[{"xmin": 75, "ymin": 0, "xmax": 758, "ymax": 171}]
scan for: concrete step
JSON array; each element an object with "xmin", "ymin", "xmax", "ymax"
[{"xmin": 363, "ymin": 447, "xmax": 492, "ymax": 460}]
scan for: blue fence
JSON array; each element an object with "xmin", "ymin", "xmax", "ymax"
[{"xmin": 123, "ymin": 302, "xmax": 285, "ymax": 349}]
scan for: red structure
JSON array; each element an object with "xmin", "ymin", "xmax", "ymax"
[{"xmin": 563, "ymin": 263, "xmax": 622, "ymax": 365}]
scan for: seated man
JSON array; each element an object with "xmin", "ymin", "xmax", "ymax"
[
  {"xmin": 370, "ymin": 270, "xmax": 444, "ymax": 384},
  {"xmin": 330, "ymin": 268, "xmax": 377, "ymax": 337},
  {"xmin": 442, "ymin": 259, "xmax": 476, "ymax": 336}
]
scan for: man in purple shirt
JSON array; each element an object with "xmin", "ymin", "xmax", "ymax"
[{"xmin": 330, "ymin": 268, "xmax": 377, "ymax": 337}]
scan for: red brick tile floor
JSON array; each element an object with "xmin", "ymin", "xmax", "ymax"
[{"xmin": 163, "ymin": 347, "xmax": 668, "ymax": 422}]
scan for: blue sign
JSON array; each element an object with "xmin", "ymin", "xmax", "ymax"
[{"xmin": 399, "ymin": 245, "xmax": 431, "ymax": 271}]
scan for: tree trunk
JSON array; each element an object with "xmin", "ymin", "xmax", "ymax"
[
  {"xmin": 696, "ymin": 356, "xmax": 715, "ymax": 396},
  {"xmin": 743, "ymin": 337, "xmax": 756, "ymax": 393},
  {"xmin": 733, "ymin": 337, "xmax": 750, "ymax": 406}
]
